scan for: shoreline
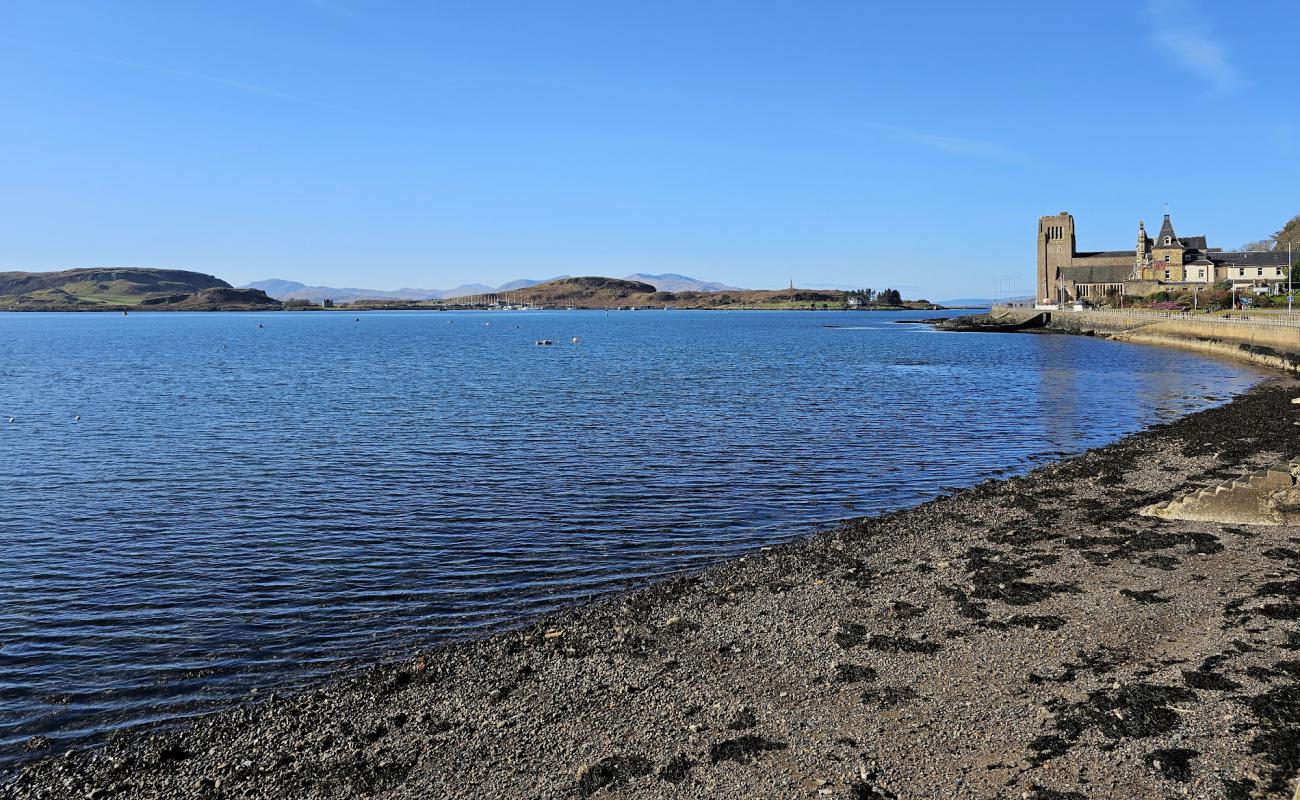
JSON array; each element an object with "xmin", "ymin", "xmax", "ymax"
[
  {"xmin": 0, "ymin": 305, "xmax": 966, "ymax": 314},
  {"xmin": 937, "ymin": 308, "xmax": 1300, "ymax": 376},
  {"xmin": 4, "ymin": 379, "xmax": 1300, "ymax": 798}
]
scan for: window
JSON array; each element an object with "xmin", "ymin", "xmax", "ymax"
[
  {"xmin": 1257, "ymin": 268, "xmax": 1263, "ymax": 277},
  {"xmin": 1164, "ymin": 237, "xmax": 1171, "ymax": 245}
]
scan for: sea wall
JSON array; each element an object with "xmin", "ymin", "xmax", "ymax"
[{"xmin": 987, "ymin": 306, "xmax": 1300, "ymax": 374}]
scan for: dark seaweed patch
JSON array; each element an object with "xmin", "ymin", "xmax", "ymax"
[
  {"xmin": 1050, "ymin": 645, "xmax": 1130, "ymax": 683},
  {"xmin": 834, "ymin": 622, "xmax": 868, "ymax": 650},
  {"xmin": 963, "ymin": 547, "xmax": 1077, "ymax": 606},
  {"xmin": 1145, "ymin": 747, "xmax": 1197, "ymax": 782},
  {"xmin": 576, "ymin": 755, "xmax": 653, "ymax": 795},
  {"xmin": 864, "ymin": 634, "xmax": 940, "ymax": 655},
  {"xmin": 881, "ymin": 601, "xmax": 924, "ymax": 620},
  {"xmin": 848, "ymin": 776, "xmax": 899, "ymax": 799},
  {"xmin": 1006, "ymin": 614, "xmax": 1066, "ymax": 631},
  {"xmin": 1181, "ymin": 669, "xmax": 1241, "ymax": 692},
  {"xmin": 1259, "ymin": 603, "xmax": 1300, "ymax": 620},
  {"xmin": 833, "ymin": 663, "xmax": 878, "ymax": 684},
  {"xmin": 657, "ymin": 754, "xmax": 693, "ymax": 784},
  {"xmin": 939, "ymin": 586, "xmax": 989, "ymax": 620},
  {"xmin": 708, "ymin": 736, "xmax": 787, "ymax": 765},
  {"xmin": 1029, "ymin": 683, "xmax": 1196, "ymax": 763},
  {"xmin": 1120, "ymin": 589, "xmax": 1170, "ymax": 605},
  {"xmin": 1240, "ymin": 684, "xmax": 1300, "ymax": 792},
  {"xmin": 861, "ymin": 687, "xmax": 918, "ymax": 709}
]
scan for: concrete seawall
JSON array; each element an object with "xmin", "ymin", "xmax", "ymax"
[{"xmin": 988, "ymin": 307, "xmax": 1300, "ymax": 373}]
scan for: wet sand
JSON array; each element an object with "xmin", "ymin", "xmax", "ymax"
[{"xmin": 5, "ymin": 379, "xmax": 1300, "ymax": 800}]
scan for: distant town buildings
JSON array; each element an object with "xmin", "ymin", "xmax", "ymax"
[{"xmin": 1036, "ymin": 211, "xmax": 1294, "ymax": 305}]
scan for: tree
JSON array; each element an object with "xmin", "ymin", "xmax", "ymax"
[
  {"xmin": 877, "ymin": 288, "xmax": 903, "ymax": 306},
  {"xmin": 1271, "ymin": 215, "xmax": 1300, "ymax": 251}
]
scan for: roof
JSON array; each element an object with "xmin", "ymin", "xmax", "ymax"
[
  {"xmin": 1075, "ymin": 250, "xmax": 1135, "ymax": 259},
  {"xmin": 1211, "ymin": 250, "xmax": 1295, "ymax": 267},
  {"xmin": 1060, "ymin": 264, "xmax": 1131, "ymax": 284},
  {"xmin": 1156, "ymin": 214, "xmax": 1182, "ymax": 247}
]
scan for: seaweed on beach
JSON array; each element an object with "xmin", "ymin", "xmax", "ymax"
[
  {"xmin": 1029, "ymin": 683, "xmax": 1198, "ymax": 766},
  {"xmin": 863, "ymin": 634, "xmax": 941, "ymax": 654},
  {"xmin": 657, "ymin": 754, "xmax": 693, "ymax": 783},
  {"xmin": 1240, "ymin": 684, "xmax": 1300, "ymax": 793},
  {"xmin": 1120, "ymin": 589, "xmax": 1170, "ymax": 605},
  {"xmin": 861, "ymin": 686, "xmax": 918, "ymax": 709},
  {"xmin": 575, "ymin": 755, "xmax": 653, "ymax": 795},
  {"xmin": 833, "ymin": 663, "xmax": 878, "ymax": 684},
  {"xmin": 1144, "ymin": 748, "xmax": 1198, "ymax": 782},
  {"xmin": 708, "ymin": 736, "xmax": 787, "ymax": 765}
]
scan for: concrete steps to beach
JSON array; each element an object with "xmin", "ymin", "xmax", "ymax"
[{"xmin": 1142, "ymin": 458, "xmax": 1300, "ymax": 526}]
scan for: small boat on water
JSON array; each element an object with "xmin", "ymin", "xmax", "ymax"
[{"xmin": 535, "ymin": 339, "xmax": 554, "ymax": 346}]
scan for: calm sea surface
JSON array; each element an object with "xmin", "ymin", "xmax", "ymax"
[{"xmin": 0, "ymin": 309, "xmax": 1269, "ymax": 768}]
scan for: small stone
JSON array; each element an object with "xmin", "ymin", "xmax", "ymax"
[{"xmin": 543, "ymin": 629, "xmax": 564, "ymax": 640}]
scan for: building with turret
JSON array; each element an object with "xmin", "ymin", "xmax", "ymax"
[{"xmin": 1036, "ymin": 211, "xmax": 1293, "ymax": 305}]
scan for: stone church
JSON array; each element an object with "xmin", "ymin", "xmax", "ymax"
[{"xmin": 1036, "ymin": 211, "xmax": 1293, "ymax": 304}]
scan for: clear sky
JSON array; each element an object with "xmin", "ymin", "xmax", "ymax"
[{"xmin": 2, "ymin": 1, "xmax": 1298, "ymax": 298}]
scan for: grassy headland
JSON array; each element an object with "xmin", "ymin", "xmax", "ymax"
[{"xmin": 0, "ymin": 269, "xmax": 282, "ymax": 311}]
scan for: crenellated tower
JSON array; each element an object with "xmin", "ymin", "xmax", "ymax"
[{"xmin": 1036, "ymin": 212, "xmax": 1075, "ymax": 304}]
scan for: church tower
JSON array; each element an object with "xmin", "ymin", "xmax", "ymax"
[{"xmin": 1036, "ymin": 212, "xmax": 1075, "ymax": 304}]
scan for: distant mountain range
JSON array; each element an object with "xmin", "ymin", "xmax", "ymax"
[
  {"xmin": 622, "ymin": 273, "xmax": 743, "ymax": 293},
  {"xmin": 242, "ymin": 273, "xmax": 747, "ymax": 303},
  {"xmin": 937, "ymin": 296, "xmax": 1031, "ymax": 307}
]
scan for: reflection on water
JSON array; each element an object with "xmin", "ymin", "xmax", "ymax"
[{"xmin": 0, "ymin": 309, "xmax": 1268, "ymax": 768}]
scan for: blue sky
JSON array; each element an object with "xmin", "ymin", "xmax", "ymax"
[{"xmin": 1, "ymin": 0, "xmax": 1297, "ymax": 298}]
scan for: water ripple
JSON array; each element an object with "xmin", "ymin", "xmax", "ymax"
[{"xmin": 0, "ymin": 309, "xmax": 1268, "ymax": 769}]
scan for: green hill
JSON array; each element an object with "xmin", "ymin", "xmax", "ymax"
[
  {"xmin": 505, "ymin": 276, "xmax": 659, "ymax": 306},
  {"xmin": 0, "ymin": 268, "xmax": 281, "ymax": 310}
]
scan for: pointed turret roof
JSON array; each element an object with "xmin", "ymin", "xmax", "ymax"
[{"xmin": 1156, "ymin": 214, "xmax": 1182, "ymax": 247}]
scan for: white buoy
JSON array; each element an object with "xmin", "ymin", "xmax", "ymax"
[
  {"xmin": 74, "ymin": 416, "xmax": 80, "ymax": 421},
  {"xmin": 6, "ymin": 417, "xmax": 13, "ymax": 423},
  {"xmin": 572, "ymin": 337, "xmax": 580, "ymax": 343}
]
